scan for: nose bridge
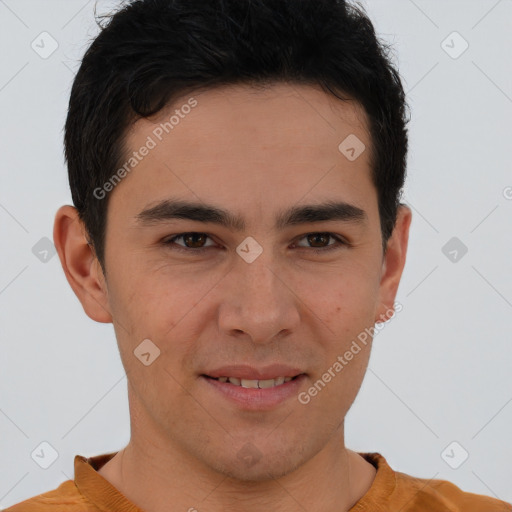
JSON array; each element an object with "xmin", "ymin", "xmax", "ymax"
[
  {"xmin": 235, "ymin": 231, "xmax": 280, "ymax": 292},
  {"xmin": 237, "ymin": 249, "xmax": 284, "ymax": 312}
]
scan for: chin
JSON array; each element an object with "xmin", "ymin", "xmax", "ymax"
[
  {"xmin": 207, "ymin": 443, "xmax": 306, "ymax": 483},
  {"xmin": 218, "ymin": 460, "xmax": 297, "ymax": 483}
]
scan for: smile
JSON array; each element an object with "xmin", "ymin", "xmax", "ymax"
[
  {"xmin": 201, "ymin": 374, "xmax": 307, "ymax": 410},
  {"xmin": 204, "ymin": 375, "xmax": 297, "ymax": 388}
]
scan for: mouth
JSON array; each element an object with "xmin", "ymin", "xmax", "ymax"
[
  {"xmin": 201, "ymin": 374, "xmax": 303, "ymax": 389},
  {"xmin": 200, "ymin": 372, "xmax": 307, "ymax": 410}
]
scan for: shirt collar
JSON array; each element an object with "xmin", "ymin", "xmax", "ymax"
[
  {"xmin": 74, "ymin": 451, "xmax": 143, "ymax": 512},
  {"xmin": 348, "ymin": 452, "xmax": 397, "ymax": 511},
  {"xmin": 74, "ymin": 450, "xmax": 396, "ymax": 511}
]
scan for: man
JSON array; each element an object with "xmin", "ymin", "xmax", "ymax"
[{"xmin": 6, "ymin": 0, "xmax": 511, "ymax": 510}]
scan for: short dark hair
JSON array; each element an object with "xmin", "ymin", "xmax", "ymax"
[{"xmin": 64, "ymin": 0, "xmax": 410, "ymax": 274}]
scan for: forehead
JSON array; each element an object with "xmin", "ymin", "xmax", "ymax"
[
  {"xmin": 110, "ymin": 83, "xmax": 376, "ymax": 228},
  {"xmin": 127, "ymin": 82, "xmax": 370, "ymax": 161}
]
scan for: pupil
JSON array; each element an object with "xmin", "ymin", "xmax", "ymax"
[
  {"xmin": 309, "ymin": 233, "xmax": 328, "ymax": 247},
  {"xmin": 185, "ymin": 233, "xmax": 205, "ymax": 248}
]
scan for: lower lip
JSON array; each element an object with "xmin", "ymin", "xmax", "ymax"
[{"xmin": 201, "ymin": 374, "xmax": 307, "ymax": 410}]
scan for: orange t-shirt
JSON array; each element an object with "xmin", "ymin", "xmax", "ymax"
[{"xmin": 4, "ymin": 451, "xmax": 511, "ymax": 511}]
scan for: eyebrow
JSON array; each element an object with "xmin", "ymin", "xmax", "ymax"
[{"xmin": 135, "ymin": 198, "xmax": 367, "ymax": 231}]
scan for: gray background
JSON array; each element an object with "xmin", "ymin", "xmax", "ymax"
[{"xmin": 1, "ymin": 0, "xmax": 511, "ymax": 507}]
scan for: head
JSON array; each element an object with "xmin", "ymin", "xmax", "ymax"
[{"xmin": 55, "ymin": 0, "xmax": 412, "ymax": 481}]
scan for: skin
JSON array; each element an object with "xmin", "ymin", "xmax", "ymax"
[{"xmin": 54, "ymin": 83, "xmax": 412, "ymax": 512}]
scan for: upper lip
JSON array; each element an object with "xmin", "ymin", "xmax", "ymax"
[{"xmin": 203, "ymin": 364, "xmax": 305, "ymax": 380}]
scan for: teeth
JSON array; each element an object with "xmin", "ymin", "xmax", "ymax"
[
  {"xmin": 213, "ymin": 376, "xmax": 296, "ymax": 388},
  {"xmin": 241, "ymin": 379, "xmax": 259, "ymax": 388},
  {"xmin": 257, "ymin": 379, "xmax": 276, "ymax": 388}
]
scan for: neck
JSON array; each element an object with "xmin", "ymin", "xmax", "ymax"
[{"xmin": 98, "ymin": 394, "xmax": 376, "ymax": 512}]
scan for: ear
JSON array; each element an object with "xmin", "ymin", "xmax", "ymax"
[
  {"xmin": 375, "ymin": 204, "xmax": 412, "ymax": 322},
  {"xmin": 53, "ymin": 205, "xmax": 112, "ymax": 323}
]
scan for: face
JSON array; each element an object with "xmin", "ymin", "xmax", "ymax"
[{"xmin": 59, "ymin": 83, "xmax": 410, "ymax": 481}]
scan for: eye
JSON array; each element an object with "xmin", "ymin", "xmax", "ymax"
[
  {"xmin": 161, "ymin": 231, "xmax": 349, "ymax": 254},
  {"xmin": 294, "ymin": 232, "xmax": 348, "ymax": 253},
  {"xmin": 162, "ymin": 232, "xmax": 217, "ymax": 253}
]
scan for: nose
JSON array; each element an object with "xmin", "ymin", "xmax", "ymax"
[{"xmin": 217, "ymin": 251, "xmax": 301, "ymax": 344}]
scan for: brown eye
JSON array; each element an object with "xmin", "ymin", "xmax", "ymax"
[
  {"xmin": 294, "ymin": 232, "xmax": 347, "ymax": 252},
  {"xmin": 162, "ymin": 232, "xmax": 216, "ymax": 252},
  {"xmin": 181, "ymin": 233, "xmax": 208, "ymax": 248},
  {"xmin": 307, "ymin": 233, "xmax": 330, "ymax": 248}
]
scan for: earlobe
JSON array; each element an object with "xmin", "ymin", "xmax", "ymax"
[
  {"xmin": 374, "ymin": 205, "xmax": 412, "ymax": 323},
  {"xmin": 53, "ymin": 205, "xmax": 113, "ymax": 324}
]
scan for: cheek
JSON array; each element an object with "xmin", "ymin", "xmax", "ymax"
[
  {"xmin": 107, "ymin": 266, "xmax": 222, "ymax": 380},
  {"xmin": 298, "ymin": 261, "xmax": 381, "ymax": 331},
  {"xmin": 106, "ymin": 256, "xmax": 200, "ymax": 332}
]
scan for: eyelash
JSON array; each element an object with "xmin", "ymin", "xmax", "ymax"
[{"xmin": 161, "ymin": 232, "xmax": 349, "ymax": 254}]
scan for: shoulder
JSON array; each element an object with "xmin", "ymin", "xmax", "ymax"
[
  {"xmin": 358, "ymin": 452, "xmax": 512, "ymax": 511},
  {"xmin": 3, "ymin": 479, "xmax": 96, "ymax": 512},
  {"xmin": 394, "ymin": 469, "xmax": 512, "ymax": 511}
]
